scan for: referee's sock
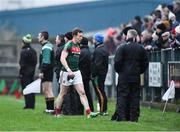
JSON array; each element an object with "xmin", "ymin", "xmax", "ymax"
[
  {"xmin": 48, "ymin": 97, "xmax": 54, "ymax": 110},
  {"xmin": 45, "ymin": 98, "xmax": 49, "ymax": 110},
  {"xmin": 45, "ymin": 97, "xmax": 54, "ymax": 110},
  {"xmin": 45, "ymin": 98, "xmax": 54, "ymax": 113}
]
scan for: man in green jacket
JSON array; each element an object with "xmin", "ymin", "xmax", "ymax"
[{"xmin": 38, "ymin": 31, "xmax": 54, "ymax": 113}]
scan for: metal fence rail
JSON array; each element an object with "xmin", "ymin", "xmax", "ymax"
[
  {"xmin": 105, "ymin": 48, "xmax": 180, "ymax": 103},
  {"xmin": 146, "ymin": 48, "xmax": 180, "ymax": 102}
]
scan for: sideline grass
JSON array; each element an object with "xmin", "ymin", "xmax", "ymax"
[{"xmin": 0, "ymin": 95, "xmax": 180, "ymax": 131}]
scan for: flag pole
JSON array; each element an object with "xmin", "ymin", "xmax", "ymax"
[
  {"xmin": 161, "ymin": 80, "xmax": 175, "ymax": 116},
  {"xmin": 162, "ymin": 92, "xmax": 170, "ymax": 116},
  {"xmin": 162, "ymin": 100, "xmax": 168, "ymax": 116}
]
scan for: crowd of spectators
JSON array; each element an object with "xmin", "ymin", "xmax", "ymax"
[{"xmin": 101, "ymin": 0, "xmax": 180, "ymax": 55}]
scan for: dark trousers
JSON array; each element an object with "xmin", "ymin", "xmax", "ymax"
[
  {"xmin": 112, "ymin": 83, "xmax": 130, "ymax": 121},
  {"xmin": 20, "ymin": 76, "xmax": 35, "ymax": 109},
  {"xmin": 83, "ymin": 78, "xmax": 94, "ymax": 112},
  {"xmin": 24, "ymin": 93, "xmax": 35, "ymax": 109},
  {"xmin": 116, "ymin": 82, "xmax": 140, "ymax": 122},
  {"xmin": 93, "ymin": 75, "xmax": 107, "ymax": 113},
  {"xmin": 62, "ymin": 86, "xmax": 84, "ymax": 115}
]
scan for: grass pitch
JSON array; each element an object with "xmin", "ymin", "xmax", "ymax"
[{"xmin": 0, "ymin": 95, "xmax": 180, "ymax": 131}]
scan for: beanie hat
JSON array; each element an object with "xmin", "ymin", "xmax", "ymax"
[
  {"xmin": 175, "ymin": 25, "xmax": 180, "ymax": 34},
  {"xmin": 81, "ymin": 37, "xmax": 88, "ymax": 45},
  {"xmin": 22, "ymin": 34, "xmax": 32, "ymax": 43},
  {"xmin": 156, "ymin": 23, "xmax": 166, "ymax": 31},
  {"xmin": 94, "ymin": 34, "xmax": 104, "ymax": 43}
]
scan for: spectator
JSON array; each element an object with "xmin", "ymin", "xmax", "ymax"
[
  {"xmin": 141, "ymin": 30, "xmax": 153, "ymax": 50},
  {"xmin": 116, "ymin": 24, "xmax": 126, "ymax": 43},
  {"xmin": 152, "ymin": 23, "xmax": 168, "ymax": 49},
  {"xmin": 105, "ymin": 27, "xmax": 117, "ymax": 55},
  {"xmin": 142, "ymin": 15, "xmax": 154, "ymax": 32},
  {"xmin": 91, "ymin": 34, "xmax": 109, "ymax": 115},
  {"xmin": 88, "ymin": 36, "xmax": 95, "ymax": 54},
  {"xmin": 79, "ymin": 37, "xmax": 94, "ymax": 112},
  {"xmin": 111, "ymin": 26, "xmax": 133, "ymax": 121},
  {"xmin": 19, "ymin": 34, "xmax": 37, "ymax": 109},
  {"xmin": 54, "ymin": 34, "xmax": 65, "ymax": 88},
  {"xmin": 65, "ymin": 31, "xmax": 73, "ymax": 42},
  {"xmin": 161, "ymin": 4, "xmax": 169, "ymax": 18},
  {"xmin": 169, "ymin": 11, "xmax": 179, "ymax": 29},
  {"xmin": 171, "ymin": 25, "xmax": 180, "ymax": 48},
  {"xmin": 113, "ymin": 29, "xmax": 148, "ymax": 122},
  {"xmin": 132, "ymin": 16, "xmax": 143, "ymax": 35},
  {"xmin": 151, "ymin": 10, "xmax": 162, "ymax": 28},
  {"xmin": 173, "ymin": 0, "xmax": 180, "ymax": 22}
]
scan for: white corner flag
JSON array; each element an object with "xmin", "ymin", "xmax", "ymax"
[
  {"xmin": 162, "ymin": 80, "xmax": 175, "ymax": 101},
  {"xmin": 23, "ymin": 79, "xmax": 41, "ymax": 95},
  {"xmin": 162, "ymin": 80, "xmax": 175, "ymax": 116}
]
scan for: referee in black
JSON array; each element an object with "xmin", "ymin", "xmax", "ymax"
[{"xmin": 38, "ymin": 31, "xmax": 55, "ymax": 113}]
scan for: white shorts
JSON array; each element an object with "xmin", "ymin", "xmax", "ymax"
[{"xmin": 59, "ymin": 70, "xmax": 83, "ymax": 86}]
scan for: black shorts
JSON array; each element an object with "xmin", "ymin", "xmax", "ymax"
[{"xmin": 42, "ymin": 69, "xmax": 53, "ymax": 83}]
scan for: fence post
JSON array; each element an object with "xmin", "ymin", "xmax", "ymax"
[
  {"xmin": 110, "ymin": 55, "xmax": 116, "ymax": 99},
  {"xmin": 161, "ymin": 50, "xmax": 165, "ymax": 102},
  {"xmin": 171, "ymin": 48, "xmax": 175, "ymax": 61},
  {"xmin": 151, "ymin": 87, "xmax": 155, "ymax": 102},
  {"xmin": 142, "ymin": 86, "xmax": 146, "ymax": 101}
]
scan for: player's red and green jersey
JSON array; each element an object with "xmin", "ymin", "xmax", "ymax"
[{"xmin": 62, "ymin": 41, "xmax": 80, "ymax": 72}]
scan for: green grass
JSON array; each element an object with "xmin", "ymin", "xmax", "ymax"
[{"xmin": 0, "ymin": 95, "xmax": 180, "ymax": 131}]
